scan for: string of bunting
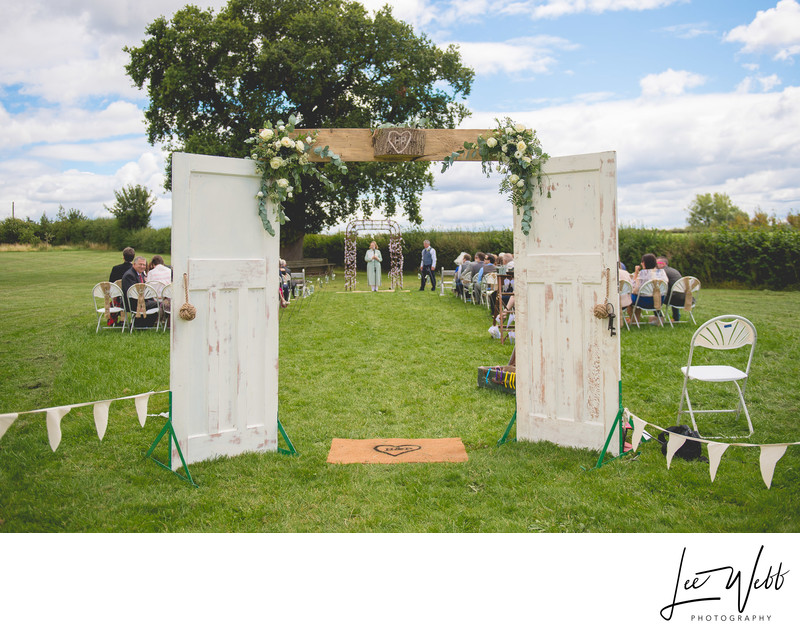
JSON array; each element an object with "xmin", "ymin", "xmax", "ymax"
[
  {"xmin": 0, "ymin": 390, "xmax": 169, "ymax": 453},
  {"xmin": 626, "ymin": 409, "xmax": 799, "ymax": 489}
]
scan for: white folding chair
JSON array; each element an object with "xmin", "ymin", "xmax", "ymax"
[
  {"xmin": 618, "ymin": 279, "xmax": 633, "ymax": 331},
  {"xmin": 632, "ymin": 278, "xmax": 668, "ymax": 327},
  {"xmin": 92, "ymin": 282, "xmax": 126, "ymax": 333},
  {"xmin": 159, "ymin": 283, "xmax": 172, "ymax": 332},
  {"xmin": 290, "ymin": 270, "xmax": 306, "ymax": 299},
  {"xmin": 460, "ymin": 270, "xmax": 473, "ymax": 303},
  {"xmin": 126, "ymin": 283, "xmax": 160, "ymax": 332},
  {"xmin": 481, "ymin": 272, "xmax": 497, "ymax": 309},
  {"xmin": 677, "ymin": 315, "xmax": 757, "ymax": 438},
  {"xmin": 439, "ymin": 269, "xmax": 455, "ymax": 296},
  {"xmin": 666, "ymin": 276, "xmax": 701, "ymax": 326}
]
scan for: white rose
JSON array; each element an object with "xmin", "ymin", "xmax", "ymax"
[
  {"xmin": 278, "ymin": 125, "xmax": 285, "ymax": 131},
  {"xmin": 295, "ymin": 140, "xmax": 305, "ymax": 151},
  {"xmin": 517, "ymin": 140, "xmax": 526, "ymax": 152},
  {"xmin": 251, "ymin": 153, "xmax": 258, "ymax": 160},
  {"xmin": 257, "ymin": 191, "xmax": 264, "ymax": 198},
  {"xmin": 274, "ymin": 141, "xmax": 282, "ymax": 149},
  {"xmin": 501, "ymin": 144, "xmax": 508, "ymax": 153},
  {"xmin": 281, "ymin": 136, "xmax": 294, "ymax": 148},
  {"xmin": 306, "ymin": 136, "xmax": 313, "ymax": 144},
  {"xmin": 486, "ymin": 137, "xmax": 497, "ymax": 148},
  {"xmin": 505, "ymin": 127, "xmax": 513, "ymax": 135},
  {"xmin": 509, "ymin": 174, "xmax": 519, "ymax": 184},
  {"xmin": 270, "ymin": 157, "xmax": 283, "ymax": 169},
  {"xmin": 515, "ymin": 123, "xmax": 526, "ymax": 133},
  {"xmin": 516, "ymin": 179, "xmax": 525, "ymax": 188},
  {"xmin": 522, "ymin": 155, "xmax": 532, "ymax": 164},
  {"xmin": 277, "ymin": 178, "xmax": 289, "ymax": 188},
  {"xmin": 259, "ymin": 128, "xmax": 274, "ymax": 140},
  {"xmin": 514, "ymin": 150, "xmax": 523, "ymax": 159}
]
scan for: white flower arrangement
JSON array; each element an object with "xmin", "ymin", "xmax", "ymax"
[
  {"xmin": 441, "ymin": 116, "xmax": 549, "ymax": 236},
  {"xmin": 245, "ymin": 114, "xmax": 347, "ymax": 236}
]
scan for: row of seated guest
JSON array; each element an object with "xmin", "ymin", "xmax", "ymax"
[
  {"xmin": 109, "ymin": 249, "xmax": 171, "ymax": 329},
  {"xmin": 624, "ymin": 252, "xmax": 693, "ymax": 325}
]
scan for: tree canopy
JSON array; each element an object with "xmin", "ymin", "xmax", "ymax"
[
  {"xmin": 106, "ymin": 184, "xmax": 154, "ymax": 231},
  {"xmin": 685, "ymin": 192, "xmax": 749, "ymax": 229},
  {"xmin": 124, "ymin": 0, "xmax": 474, "ymax": 247}
]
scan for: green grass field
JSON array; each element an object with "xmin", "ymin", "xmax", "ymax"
[{"xmin": 1, "ymin": 249, "xmax": 798, "ymax": 532}]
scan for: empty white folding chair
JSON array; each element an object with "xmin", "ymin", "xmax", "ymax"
[
  {"xmin": 666, "ymin": 276, "xmax": 701, "ymax": 326},
  {"xmin": 460, "ymin": 270, "xmax": 473, "ymax": 303},
  {"xmin": 677, "ymin": 315, "xmax": 757, "ymax": 438},
  {"xmin": 439, "ymin": 269, "xmax": 455, "ymax": 296},
  {"xmin": 92, "ymin": 282, "xmax": 126, "ymax": 333},
  {"xmin": 618, "ymin": 278, "xmax": 633, "ymax": 331},
  {"xmin": 290, "ymin": 270, "xmax": 306, "ymax": 299},
  {"xmin": 632, "ymin": 278, "xmax": 668, "ymax": 327}
]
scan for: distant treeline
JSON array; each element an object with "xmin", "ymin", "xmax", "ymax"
[{"xmin": 3, "ymin": 216, "xmax": 798, "ymax": 290}]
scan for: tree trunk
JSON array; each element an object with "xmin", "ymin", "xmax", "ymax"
[{"xmin": 280, "ymin": 233, "xmax": 305, "ymax": 261}]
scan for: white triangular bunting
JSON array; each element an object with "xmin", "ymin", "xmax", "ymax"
[
  {"xmin": 93, "ymin": 401, "xmax": 111, "ymax": 441},
  {"xmin": 630, "ymin": 413, "xmax": 646, "ymax": 453},
  {"xmin": 665, "ymin": 434, "xmax": 687, "ymax": 469},
  {"xmin": 0, "ymin": 413, "xmax": 18, "ymax": 441},
  {"xmin": 134, "ymin": 393, "xmax": 151, "ymax": 427},
  {"xmin": 759, "ymin": 445, "xmax": 788, "ymax": 489},
  {"xmin": 45, "ymin": 406, "xmax": 72, "ymax": 452},
  {"xmin": 707, "ymin": 442, "xmax": 730, "ymax": 482}
]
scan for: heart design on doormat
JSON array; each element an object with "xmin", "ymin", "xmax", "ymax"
[
  {"xmin": 374, "ymin": 444, "xmax": 422, "ymax": 457},
  {"xmin": 387, "ymin": 130, "xmax": 413, "ymax": 153}
]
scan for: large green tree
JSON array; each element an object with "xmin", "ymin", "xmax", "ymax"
[
  {"xmin": 686, "ymin": 192, "xmax": 749, "ymax": 229},
  {"xmin": 106, "ymin": 184, "xmax": 154, "ymax": 231},
  {"xmin": 124, "ymin": 0, "xmax": 474, "ymax": 255}
]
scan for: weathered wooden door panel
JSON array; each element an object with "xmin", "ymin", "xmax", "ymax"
[
  {"xmin": 514, "ymin": 152, "xmax": 620, "ymax": 453},
  {"xmin": 171, "ymin": 153, "xmax": 279, "ymax": 468}
]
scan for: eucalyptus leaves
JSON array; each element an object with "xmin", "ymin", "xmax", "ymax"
[
  {"xmin": 246, "ymin": 114, "xmax": 347, "ymax": 236},
  {"xmin": 441, "ymin": 117, "xmax": 549, "ymax": 236}
]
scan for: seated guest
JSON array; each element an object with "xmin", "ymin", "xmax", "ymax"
[
  {"xmin": 468, "ymin": 252, "xmax": 486, "ymax": 277},
  {"xmin": 279, "ymin": 259, "xmax": 292, "ymax": 300},
  {"xmin": 122, "ymin": 256, "xmax": 158, "ymax": 328},
  {"xmin": 107, "ymin": 246, "xmax": 135, "ymax": 326},
  {"xmin": 483, "ymin": 253, "xmax": 498, "ymax": 275},
  {"xmin": 147, "ymin": 255, "xmax": 172, "ymax": 285},
  {"xmin": 630, "ymin": 252, "xmax": 668, "ymax": 324},
  {"xmin": 619, "ymin": 261, "xmax": 632, "ymax": 312},
  {"xmin": 657, "ymin": 256, "xmax": 692, "ymax": 322},
  {"xmin": 454, "ymin": 253, "xmax": 471, "ymax": 297},
  {"xmin": 109, "ymin": 247, "xmax": 135, "ymax": 283}
]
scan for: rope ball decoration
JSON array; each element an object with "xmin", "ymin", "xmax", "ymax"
[
  {"xmin": 179, "ymin": 272, "xmax": 197, "ymax": 321},
  {"xmin": 593, "ymin": 268, "xmax": 616, "ymax": 336}
]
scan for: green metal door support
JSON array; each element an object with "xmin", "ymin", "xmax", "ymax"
[{"xmin": 145, "ymin": 391, "xmax": 198, "ymax": 488}]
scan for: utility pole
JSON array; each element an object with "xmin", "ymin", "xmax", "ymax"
[{"xmin": 11, "ymin": 201, "xmax": 14, "ymax": 219}]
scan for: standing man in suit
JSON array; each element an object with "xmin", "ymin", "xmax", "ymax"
[
  {"xmin": 419, "ymin": 239, "xmax": 437, "ymax": 291},
  {"xmin": 122, "ymin": 256, "xmax": 157, "ymax": 328}
]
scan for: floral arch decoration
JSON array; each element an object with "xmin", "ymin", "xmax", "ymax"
[{"xmin": 344, "ymin": 218, "xmax": 404, "ymax": 291}]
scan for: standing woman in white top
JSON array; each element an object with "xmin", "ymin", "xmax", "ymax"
[{"xmin": 365, "ymin": 241, "xmax": 383, "ymax": 292}]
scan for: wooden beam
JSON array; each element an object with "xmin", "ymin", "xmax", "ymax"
[{"xmin": 294, "ymin": 129, "xmax": 492, "ymax": 163}]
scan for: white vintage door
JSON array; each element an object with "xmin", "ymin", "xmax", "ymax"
[
  {"xmin": 170, "ymin": 153, "xmax": 279, "ymax": 468},
  {"xmin": 514, "ymin": 152, "xmax": 621, "ymax": 454}
]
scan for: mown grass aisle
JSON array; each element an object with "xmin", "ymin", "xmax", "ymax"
[{"xmin": 1, "ymin": 250, "xmax": 799, "ymax": 532}]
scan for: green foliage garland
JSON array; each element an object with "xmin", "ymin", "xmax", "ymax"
[
  {"xmin": 440, "ymin": 117, "xmax": 549, "ymax": 236},
  {"xmin": 245, "ymin": 114, "xmax": 347, "ymax": 236}
]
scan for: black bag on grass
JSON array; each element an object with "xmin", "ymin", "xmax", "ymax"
[{"xmin": 657, "ymin": 425, "xmax": 708, "ymax": 462}]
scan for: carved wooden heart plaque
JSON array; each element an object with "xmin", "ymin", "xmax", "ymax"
[{"xmin": 386, "ymin": 130, "xmax": 413, "ymax": 154}]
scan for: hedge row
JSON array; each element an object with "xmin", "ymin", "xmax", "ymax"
[{"xmin": 307, "ymin": 226, "xmax": 800, "ymax": 290}]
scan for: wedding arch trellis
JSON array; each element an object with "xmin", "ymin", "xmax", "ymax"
[{"xmin": 344, "ymin": 218, "xmax": 404, "ymax": 291}]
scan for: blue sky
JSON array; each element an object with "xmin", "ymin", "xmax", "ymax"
[{"xmin": 1, "ymin": 0, "xmax": 798, "ymax": 231}]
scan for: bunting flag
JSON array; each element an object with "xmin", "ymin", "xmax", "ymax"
[
  {"xmin": 93, "ymin": 401, "xmax": 111, "ymax": 441},
  {"xmin": 707, "ymin": 442, "xmax": 730, "ymax": 482},
  {"xmin": 626, "ymin": 409, "xmax": 798, "ymax": 489},
  {"xmin": 45, "ymin": 406, "xmax": 72, "ymax": 452},
  {"xmin": 134, "ymin": 393, "xmax": 151, "ymax": 428},
  {"xmin": 760, "ymin": 445, "xmax": 788, "ymax": 490},
  {"xmin": 0, "ymin": 413, "xmax": 18, "ymax": 441},
  {"xmin": 0, "ymin": 390, "xmax": 168, "ymax": 454}
]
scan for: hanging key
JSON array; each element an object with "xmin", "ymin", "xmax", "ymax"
[{"xmin": 606, "ymin": 303, "xmax": 616, "ymax": 337}]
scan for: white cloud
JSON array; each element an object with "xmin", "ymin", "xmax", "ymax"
[
  {"xmin": 445, "ymin": 36, "xmax": 577, "ymax": 75},
  {"xmin": 736, "ymin": 74, "xmax": 782, "ymax": 93},
  {"xmin": 639, "ymin": 68, "xmax": 707, "ymax": 97},
  {"xmin": 725, "ymin": 0, "xmax": 800, "ymax": 61},
  {"xmin": 660, "ymin": 22, "xmax": 715, "ymax": 39},
  {"xmin": 502, "ymin": 0, "xmax": 686, "ymax": 20}
]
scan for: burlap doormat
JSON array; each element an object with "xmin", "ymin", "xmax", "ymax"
[{"xmin": 327, "ymin": 438, "xmax": 468, "ymax": 464}]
